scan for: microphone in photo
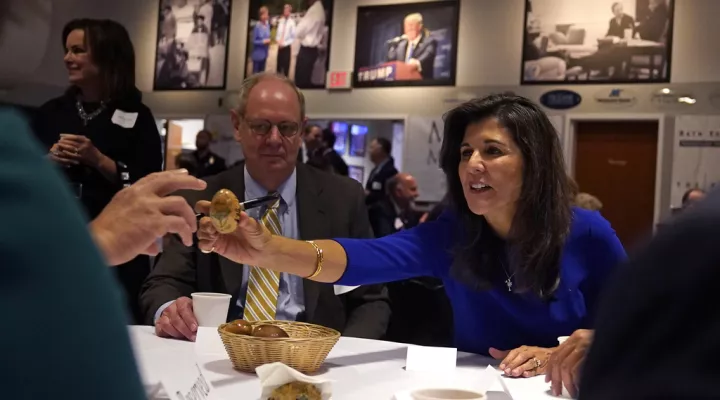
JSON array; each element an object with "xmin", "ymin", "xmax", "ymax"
[{"xmin": 385, "ymin": 34, "xmax": 407, "ymax": 45}]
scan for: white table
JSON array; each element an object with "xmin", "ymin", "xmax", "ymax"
[{"xmin": 129, "ymin": 326, "xmax": 560, "ymax": 400}]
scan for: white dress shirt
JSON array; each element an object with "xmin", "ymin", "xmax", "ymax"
[
  {"xmin": 172, "ymin": 4, "xmax": 195, "ymax": 42},
  {"xmin": 275, "ymin": 16, "xmax": 296, "ymax": 47},
  {"xmin": 295, "ymin": 1, "xmax": 325, "ymax": 48},
  {"xmin": 405, "ymin": 34, "xmax": 423, "ymax": 71}
]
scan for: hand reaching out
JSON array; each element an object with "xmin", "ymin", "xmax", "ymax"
[{"xmin": 194, "ymin": 200, "xmax": 274, "ymax": 266}]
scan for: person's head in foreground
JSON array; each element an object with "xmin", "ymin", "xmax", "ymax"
[
  {"xmin": 230, "ymin": 72, "xmax": 306, "ymax": 191},
  {"xmin": 439, "ymin": 94, "xmax": 571, "ymax": 297},
  {"xmin": 681, "ymin": 187, "xmax": 706, "ymax": 209}
]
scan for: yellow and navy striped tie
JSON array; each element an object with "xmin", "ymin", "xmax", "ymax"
[{"xmin": 243, "ymin": 195, "xmax": 282, "ymax": 322}]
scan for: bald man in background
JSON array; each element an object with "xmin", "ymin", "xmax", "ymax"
[
  {"xmin": 367, "ymin": 172, "xmax": 454, "ymax": 346},
  {"xmin": 368, "ymin": 173, "xmax": 422, "ymax": 237}
]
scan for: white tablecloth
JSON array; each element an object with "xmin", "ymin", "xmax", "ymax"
[{"xmin": 128, "ymin": 326, "xmax": 560, "ymax": 400}]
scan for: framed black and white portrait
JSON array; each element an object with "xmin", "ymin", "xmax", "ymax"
[
  {"xmin": 153, "ymin": 0, "xmax": 232, "ymax": 90},
  {"xmin": 245, "ymin": 0, "xmax": 334, "ymax": 89},
  {"xmin": 352, "ymin": 1, "xmax": 459, "ymax": 88},
  {"xmin": 522, "ymin": 0, "xmax": 674, "ymax": 84}
]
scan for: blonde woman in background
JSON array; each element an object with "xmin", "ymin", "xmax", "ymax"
[{"xmin": 575, "ymin": 193, "xmax": 603, "ymax": 212}]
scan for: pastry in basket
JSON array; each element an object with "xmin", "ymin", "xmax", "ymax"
[
  {"xmin": 224, "ymin": 319, "xmax": 253, "ymax": 335},
  {"xmin": 253, "ymin": 324, "xmax": 290, "ymax": 338},
  {"xmin": 268, "ymin": 381, "xmax": 321, "ymax": 400}
]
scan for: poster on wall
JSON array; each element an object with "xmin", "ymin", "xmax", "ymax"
[
  {"xmin": 670, "ymin": 116, "xmax": 720, "ymax": 208},
  {"xmin": 522, "ymin": 0, "xmax": 674, "ymax": 84},
  {"xmin": 245, "ymin": 0, "xmax": 333, "ymax": 89},
  {"xmin": 353, "ymin": 1, "xmax": 459, "ymax": 88},
  {"xmin": 403, "ymin": 116, "xmax": 445, "ymax": 202},
  {"xmin": 154, "ymin": 0, "xmax": 232, "ymax": 90}
]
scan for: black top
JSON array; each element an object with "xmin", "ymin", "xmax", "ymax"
[
  {"xmin": 636, "ymin": 3, "xmax": 669, "ymax": 42},
  {"xmin": 580, "ymin": 189, "xmax": 720, "ymax": 399},
  {"xmin": 606, "ymin": 14, "xmax": 635, "ymax": 38},
  {"xmin": 364, "ymin": 158, "xmax": 398, "ymax": 205},
  {"xmin": 35, "ymin": 89, "xmax": 162, "ymax": 219}
]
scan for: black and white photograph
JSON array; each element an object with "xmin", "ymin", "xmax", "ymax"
[
  {"xmin": 523, "ymin": 0, "xmax": 674, "ymax": 84},
  {"xmin": 245, "ymin": 0, "xmax": 333, "ymax": 89},
  {"xmin": 352, "ymin": 1, "xmax": 459, "ymax": 88},
  {"xmin": 154, "ymin": 0, "xmax": 232, "ymax": 90}
]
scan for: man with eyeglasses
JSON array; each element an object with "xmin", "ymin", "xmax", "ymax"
[{"xmin": 141, "ymin": 72, "xmax": 390, "ymax": 341}]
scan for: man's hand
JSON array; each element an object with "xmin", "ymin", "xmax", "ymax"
[
  {"xmin": 90, "ymin": 169, "xmax": 207, "ymax": 266},
  {"xmin": 546, "ymin": 329, "xmax": 594, "ymax": 397},
  {"xmin": 155, "ymin": 297, "xmax": 198, "ymax": 341}
]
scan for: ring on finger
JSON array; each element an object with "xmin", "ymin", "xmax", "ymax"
[
  {"xmin": 201, "ymin": 246, "xmax": 216, "ymax": 254},
  {"xmin": 532, "ymin": 357, "xmax": 542, "ymax": 370}
]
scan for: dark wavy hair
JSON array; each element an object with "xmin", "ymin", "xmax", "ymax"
[
  {"xmin": 62, "ymin": 19, "xmax": 138, "ymax": 102},
  {"xmin": 439, "ymin": 94, "xmax": 571, "ymax": 299}
]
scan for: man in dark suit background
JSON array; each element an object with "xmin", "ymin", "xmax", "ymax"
[
  {"xmin": 387, "ymin": 12, "xmax": 437, "ymax": 80},
  {"xmin": 367, "ymin": 173, "xmax": 453, "ymax": 347},
  {"xmin": 606, "ymin": 2, "xmax": 635, "ymax": 38},
  {"xmin": 306, "ymin": 128, "xmax": 349, "ymax": 176},
  {"xmin": 142, "ymin": 73, "xmax": 389, "ymax": 341},
  {"xmin": 368, "ymin": 173, "xmax": 422, "ymax": 237},
  {"xmin": 365, "ymin": 137, "xmax": 398, "ymax": 206},
  {"xmin": 192, "ymin": 129, "xmax": 226, "ymax": 178}
]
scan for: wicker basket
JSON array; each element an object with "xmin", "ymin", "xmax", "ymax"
[{"xmin": 217, "ymin": 320, "xmax": 340, "ymax": 374}]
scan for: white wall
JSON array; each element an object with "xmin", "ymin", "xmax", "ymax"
[{"xmin": 5, "ymin": 0, "xmax": 720, "ymax": 112}]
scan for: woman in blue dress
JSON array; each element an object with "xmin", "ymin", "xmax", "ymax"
[
  {"xmin": 250, "ymin": 6, "xmax": 271, "ymax": 74},
  {"xmin": 196, "ymin": 94, "xmax": 626, "ymax": 391}
]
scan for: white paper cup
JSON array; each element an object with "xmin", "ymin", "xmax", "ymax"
[
  {"xmin": 411, "ymin": 389, "xmax": 485, "ymax": 400},
  {"xmin": 556, "ymin": 337, "xmax": 573, "ymax": 398},
  {"xmin": 191, "ymin": 292, "xmax": 232, "ymax": 327}
]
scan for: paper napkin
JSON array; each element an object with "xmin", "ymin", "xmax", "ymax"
[
  {"xmin": 256, "ymin": 362, "xmax": 333, "ymax": 400},
  {"xmin": 334, "ymin": 285, "xmax": 360, "ymax": 295}
]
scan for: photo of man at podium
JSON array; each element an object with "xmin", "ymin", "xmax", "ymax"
[
  {"xmin": 386, "ymin": 13, "xmax": 437, "ymax": 80},
  {"xmin": 353, "ymin": 1, "xmax": 459, "ymax": 88}
]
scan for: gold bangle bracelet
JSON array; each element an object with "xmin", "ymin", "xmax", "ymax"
[{"xmin": 306, "ymin": 240, "xmax": 324, "ymax": 279}]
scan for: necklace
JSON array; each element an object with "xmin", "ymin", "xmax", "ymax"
[
  {"xmin": 76, "ymin": 99, "xmax": 106, "ymax": 126},
  {"xmin": 501, "ymin": 258, "xmax": 516, "ymax": 292}
]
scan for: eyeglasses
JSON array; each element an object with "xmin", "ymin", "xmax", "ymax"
[{"xmin": 244, "ymin": 119, "xmax": 300, "ymax": 137}]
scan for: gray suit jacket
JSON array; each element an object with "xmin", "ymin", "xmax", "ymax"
[
  {"xmin": 140, "ymin": 163, "xmax": 391, "ymax": 339},
  {"xmin": 388, "ymin": 31, "xmax": 437, "ymax": 79}
]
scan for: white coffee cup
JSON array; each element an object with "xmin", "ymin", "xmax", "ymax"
[
  {"xmin": 191, "ymin": 292, "xmax": 232, "ymax": 327},
  {"xmin": 555, "ymin": 336, "xmax": 573, "ymax": 398},
  {"xmin": 411, "ymin": 389, "xmax": 485, "ymax": 400}
]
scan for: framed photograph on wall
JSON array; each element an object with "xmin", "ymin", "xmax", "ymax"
[
  {"xmin": 352, "ymin": 1, "xmax": 459, "ymax": 88},
  {"xmin": 153, "ymin": 0, "xmax": 232, "ymax": 90},
  {"xmin": 522, "ymin": 0, "xmax": 674, "ymax": 84},
  {"xmin": 348, "ymin": 165, "xmax": 365, "ymax": 184},
  {"xmin": 245, "ymin": 0, "xmax": 334, "ymax": 89}
]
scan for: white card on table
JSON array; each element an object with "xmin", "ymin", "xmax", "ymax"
[
  {"xmin": 111, "ymin": 109, "xmax": 138, "ymax": 128},
  {"xmin": 159, "ymin": 356, "xmax": 221, "ymax": 400},
  {"xmin": 405, "ymin": 345, "xmax": 457, "ymax": 372},
  {"xmin": 195, "ymin": 326, "xmax": 227, "ymax": 356},
  {"xmin": 334, "ymin": 285, "xmax": 360, "ymax": 295}
]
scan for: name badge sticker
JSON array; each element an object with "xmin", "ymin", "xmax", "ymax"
[
  {"xmin": 112, "ymin": 110, "xmax": 139, "ymax": 128},
  {"xmin": 372, "ymin": 181, "xmax": 382, "ymax": 190}
]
